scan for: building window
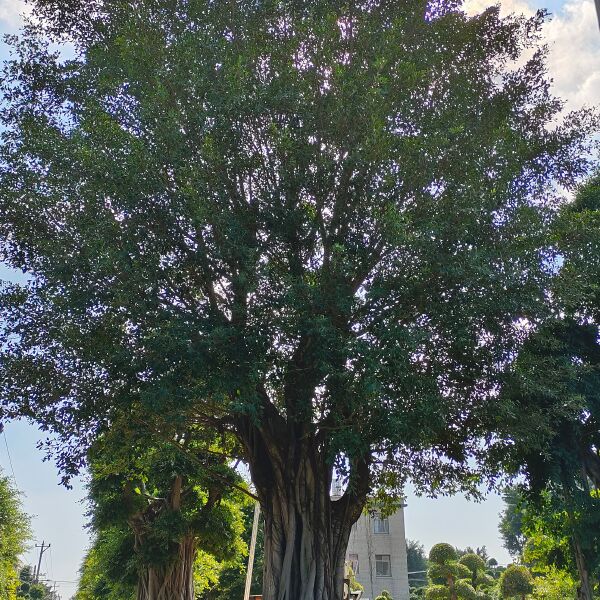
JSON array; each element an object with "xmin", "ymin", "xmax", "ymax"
[
  {"xmin": 372, "ymin": 516, "xmax": 389, "ymax": 534},
  {"xmin": 349, "ymin": 553, "xmax": 359, "ymax": 575},
  {"xmin": 375, "ymin": 554, "xmax": 392, "ymax": 577}
]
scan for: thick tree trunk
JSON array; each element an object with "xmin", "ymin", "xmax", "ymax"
[
  {"xmin": 136, "ymin": 534, "xmax": 196, "ymax": 600},
  {"xmin": 573, "ymin": 537, "xmax": 594, "ymax": 600},
  {"xmin": 260, "ymin": 464, "xmax": 349, "ymax": 600},
  {"xmin": 239, "ymin": 411, "xmax": 370, "ymax": 600}
]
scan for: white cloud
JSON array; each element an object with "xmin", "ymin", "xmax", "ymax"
[
  {"xmin": 464, "ymin": 0, "xmax": 535, "ymax": 17},
  {"xmin": 465, "ymin": 0, "xmax": 600, "ymax": 111},
  {"xmin": 0, "ymin": 0, "xmax": 27, "ymax": 28},
  {"xmin": 545, "ymin": 1, "xmax": 600, "ymax": 110}
]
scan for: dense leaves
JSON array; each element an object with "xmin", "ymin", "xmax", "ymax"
[
  {"xmin": 490, "ymin": 176, "xmax": 600, "ymax": 599},
  {"xmin": 75, "ymin": 426, "xmax": 248, "ymax": 600},
  {"xmin": 499, "ymin": 565, "xmax": 533, "ymax": 599}
]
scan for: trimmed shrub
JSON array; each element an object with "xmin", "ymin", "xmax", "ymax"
[{"xmin": 429, "ymin": 544, "xmax": 458, "ymax": 565}]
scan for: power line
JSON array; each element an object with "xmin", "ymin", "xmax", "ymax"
[
  {"xmin": 49, "ymin": 546, "xmax": 55, "ymax": 583},
  {"xmin": 44, "ymin": 549, "xmax": 52, "ymax": 584},
  {"xmin": 2, "ymin": 429, "xmax": 17, "ymax": 488}
]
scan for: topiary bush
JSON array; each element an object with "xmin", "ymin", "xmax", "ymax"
[
  {"xmin": 499, "ymin": 564, "xmax": 533, "ymax": 599},
  {"xmin": 454, "ymin": 579, "xmax": 477, "ymax": 600},
  {"xmin": 459, "ymin": 554, "xmax": 486, "ymax": 576},
  {"xmin": 425, "ymin": 584, "xmax": 451, "ymax": 600},
  {"xmin": 429, "ymin": 544, "xmax": 458, "ymax": 565}
]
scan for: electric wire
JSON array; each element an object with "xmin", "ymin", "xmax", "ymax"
[
  {"xmin": 2, "ymin": 430, "xmax": 17, "ymax": 487},
  {"xmin": 49, "ymin": 546, "xmax": 55, "ymax": 583}
]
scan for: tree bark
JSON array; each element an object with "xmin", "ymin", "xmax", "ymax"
[
  {"xmin": 573, "ymin": 536, "xmax": 594, "ymax": 600},
  {"xmin": 447, "ymin": 576, "xmax": 457, "ymax": 600},
  {"xmin": 131, "ymin": 476, "xmax": 199, "ymax": 600},
  {"xmin": 239, "ymin": 412, "xmax": 370, "ymax": 600},
  {"xmin": 136, "ymin": 534, "xmax": 196, "ymax": 600}
]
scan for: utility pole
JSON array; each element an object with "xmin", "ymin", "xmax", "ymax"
[
  {"xmin": 243, "ymin": 502, "xmax": 261, "ymax": 600},
  {"xmin": 34, "ymin": 541, "xmax": 51, "ymax": 583},
  {"xmin": 596, "ymin": 0, "xmax": 600, "ymax": 29}
]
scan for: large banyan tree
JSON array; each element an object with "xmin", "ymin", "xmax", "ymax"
[{"xmin": 0, "ymin": 0, "xmax": 597, "ymax": 598}]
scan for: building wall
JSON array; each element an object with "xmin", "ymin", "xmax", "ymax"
[{"xmin": 346, "ymin": 508, "xmax": 410, "ymax": 600}]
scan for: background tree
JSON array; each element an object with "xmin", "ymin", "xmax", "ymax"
[
  {"xmin": 426, "ymin": 543, "xmax": 475, "ymax": 600},
  {"xmin": 407, "ymin": 539, "xmax": 429, "ymax": 589},
  {"xmin": 488, "ymin": 177, "xmax": 600, "ymax": 600},
  {"xmin": 458, "ymin": 553, "xmax": 494, "ymax": 593},
  {"xmin": 497, "ymin": 487, "xmax": 594, "ymax": 600},
  {"xmin": 0, "ymin": 0, "xmax": 597, "ymax": 598},
  {"xmin": 0, "ymin": 470, "xmax": 30, "ymax": 600},
  {"xmin": 16, "ymin": 567, "xmax": 53, "ymax": 600},
  {"xmin": 76, "ymin": 426, "xmax": 248, "ymax": 600}
]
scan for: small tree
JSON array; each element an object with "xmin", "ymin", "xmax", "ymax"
[
  {"xmin": 499, "ymin": 565, "xmax": 533, "ymax": 600},
  {"xmin": 426, "ymin": 544, "xmax": 476, "ymax": 600},
  {"xmin": 458, "ymin": 553, "xmax": 495, "ymax": 596}
]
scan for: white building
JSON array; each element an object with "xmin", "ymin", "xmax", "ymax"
[{"xmin": 345, "ymin": 507, "xmax": 410, "ymax": 600}]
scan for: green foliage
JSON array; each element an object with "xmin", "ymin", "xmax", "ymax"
[
  {"xmin": 489, "ymin": 175, "xmax": 600, "ymax": 599},
  {"xmin": 459, "ymin": 555, "xmax": 485, "ymax": 576},
  {"xmin": 499, "ymin": 565, "xmax": 533, "ymax": 598},
  {"xmin": 454, "ymin": 579, "xmax": 477, "ymax": 600},
  {"xmin": 425, "ymin": 585, "xmax": 450, "ymax": 600},
  {"xmin": 430, "ymin": 544, "xmax": 458, "ymax": 566},
  {"xmin": 429, "ymin": 562, "xmax": 456, "ymax": 584},
  {"xmin": 426, "ymin": 542, "xmax": 498, "ymax": 600},
  {"xmin": 499, "ymin": 488, "xmax": 527, "ymax": 559},
  {"xmin": 74, "ymin": 526, "xmax": 136, "ymax": 600},
  {"xmin": 75, "ymin": 433, "xmax": 248, "ymax": 600},
  {"xmin": 0, "ymin": 471, "xmax": 30, "ymax": 600},
  {"xmin": 16, "ymin": 567, "xmax": 53, "ymax": 600},
  {"xmin": 498, "ymin": 487, "xmax": 525, "ymax": 558},
  {"xmin": 16, "ymin": 566, "xmax": 53, "ymax": 600},
  {"xmin": 498, "ymin": 484, "xmax": 597, "ymax": 599},
  {"xmin": 375, "ymin": 591, "xmax": 393, "ymax": 600},
  {"xmin": 196, "ymin": 502, "xmax": 262, "ymax": 600},
  {"xmin": 530, "ymin": 567, "xmax": 577, "ymax": 600},
  {"xmin": 410, "ymin": 587, "xmax": 427, "ymax": 600},
  {"xmin": 474, "ymin": 573, "xmax": 495, "ymax": 588},
  {"xmin": 554, "ymin": 174, "xmax": 600, "ymax": 322}
]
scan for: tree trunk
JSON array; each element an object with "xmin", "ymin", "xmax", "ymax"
[
  {"xmin": 447, "ymin": 576, "xmax": 457, "ymax": 600},
  {"xmin": 573, "ymin": 536, "xmax": 594, "ymax": 600},
  {"xmin": 136, "ymin": 534, "xmax": 196, "ymax": 600},
  {"xmin": 130, "ymin": 476, "xmax": 199, "ymax": 600},
  {"xmin": 239, "ymin": 413, "xmax": 370, "ymax": 600}
]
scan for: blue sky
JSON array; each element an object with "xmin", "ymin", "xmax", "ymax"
[{"xmin": 0, "ymin": 0, "xmax": 598, "ymax": 598}]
